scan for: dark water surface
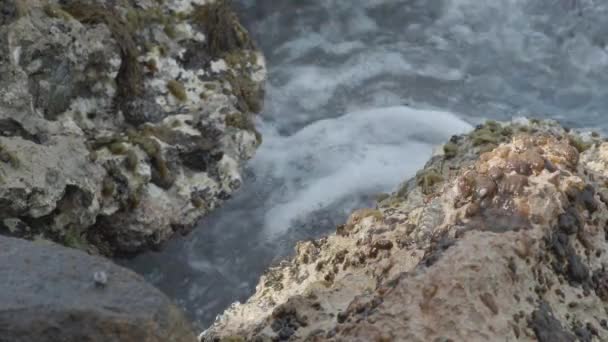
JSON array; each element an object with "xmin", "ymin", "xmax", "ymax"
[{"xmin": 123, "ymin": 0, "xmax": 608, "ymax": 330}]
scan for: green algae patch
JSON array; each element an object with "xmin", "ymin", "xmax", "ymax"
[
  {"xmin": 63, "ymin": 227, "xmax": 88, "ymax": 250},
  {"xmin": 226, "ymin": 73, "xmax": 263, "ymax": 114},
  {"xmin": 225, "ymin": 112, "xmax": 262, "ymax": 145},
  {"xmin": 125, "ymin": 150, "xmax": 138, "ymax": 171},
  {"xmin": 223, "ymin": 50, "xmax": 257, "ymax": 69},
  {"xmin": 357, "ymin": 208, "xmax": 384, "ymax": 221},
  {"xmin": 220, "ymin": 336, "xmax": 245, "ymax": 342},
  {"xmin": 191, "ymin": 195, "xmax": 205, "ymax": 208},
  {"xmin": 163, "ymin": 24, "xmax": 177, "ymax": 39},
  {"xmin": 167, "ymin": 80, "xmax": 188, "ymax": 101},
  {"xmin": 108, "ymin": 142, "xmax": 128, "ymax": 155},
  {"xmin": 225, "ymin": 112, "xmax": 253, "ymax": 130},
  {"xmin": 127, "ymin": 130, "xmax": 160, "ymax": 156},
  {"xmin": 443, "ymin": 142, "xmax": 458, "ymax": 159},
  {"xmin": 126, "ymin": 130, "xmax": 175, "ymax": 189},
  {"xmin": 568, "ymin": 134, "xmax": 591, "ymax": 153},
  {"xmin": 43, "ymin": 4, "xmax": 74, "ymax": 21},
  {"xmin": 470, "ymin": 120, "xmax": 513, "ymax": 150},
  {"xmin": 0, "ymin": 144, "xmax": 21, "ymax": 169},
  {"xmin": 167, "ymin": 80, "xmax": 188, "ymax": 102},
  {"xmin": 472, "ymin": 128, "xmax": 499, "ymax": 146},
  {"xmin": 416, "ymin": 169, "xmax": 444, "ymax": 195}
]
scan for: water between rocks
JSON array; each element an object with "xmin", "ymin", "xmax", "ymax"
[{"xmin": 122, "ymin": 0, "xmax": 608, "ymax": 329}]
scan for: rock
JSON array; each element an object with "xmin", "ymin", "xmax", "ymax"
[
  {"xmin": 0, "ymin": 0, "xmax": 266, "ymax": 255},
  {"xmin": 0, "ymin": 235, "xmax": 197, "ymax": 342},
  {"xmin": 203, "ymin": 119, "xmax": 608, "ymax": 341}
]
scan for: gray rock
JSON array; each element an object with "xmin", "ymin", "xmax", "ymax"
[
  {"xmin": 0, "ymin": 0, "xmax": 266, "ymax": 255},
  {"xmin": 0, "ymin": 235, "xmax": 197, "ymax": 342}
]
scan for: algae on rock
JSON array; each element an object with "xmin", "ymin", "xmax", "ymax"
[{"xmin": 0, "ymin": 0, "xmax": 266, "ymax": 255}]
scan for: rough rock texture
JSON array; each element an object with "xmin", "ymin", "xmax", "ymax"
[
  {"xmin": 0, "ymin": 0, "xmax": 265, "ymax": 255},
  {"xmin": 0, "ymin": 235, "xmax": 197, "ymax": 341},
  {"xmin": 204, "ymin": 119, "xmax": 608, "ymax": 341}
]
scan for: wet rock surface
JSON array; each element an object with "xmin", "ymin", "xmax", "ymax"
[
  {"xmin": 0, "ymin": 0, "xmax": 265, "ymax": 255},
  {"xmin": 203, "ymin": 120, "xmax": 608, "ymax": 341},
  {"xmin": 0, "ymin": 235, "xmax": 197, "ymax": 342}
]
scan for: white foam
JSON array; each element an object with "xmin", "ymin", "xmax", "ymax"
[{"xmin": 252, "ymin": 106, "xmax": 472, "ymax": 235}]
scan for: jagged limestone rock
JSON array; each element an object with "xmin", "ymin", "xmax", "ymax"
[
  {"xmin": 203, "ymin": 120, "xmax": 608, "ymax": 342},
  {"xmin": 0, "ymin": 0, "xmax": 266, "ymax": 255}
]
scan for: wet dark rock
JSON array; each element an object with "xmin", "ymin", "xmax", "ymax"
[
  {"xmin": 421, "ymin": 233, "xmax": 456, "ymax": 267},
  {"xmin": 568, "ymin": 184, "xmax": 598, "ymax": 214},
  {"xmin": 122, "ymin": 97, "xmax": 168, "ymax": 126},
  {"xmin": 180, "ymin": 149, "xmax": 224, "ymax": 172},
  {"xmin": 0, "ymin": 118, "xmax": 40, "ymax": 143},
  {"xmin": 179, "ymin": 41, "xmax": 214, "ymax": 70},
  {"xmin": 567, "ymin": 253, "xmax": 589, "ymax": 283},
  {"xmin": 372, "ymin": 239, "xmax": 393, "ymax": 250},
  {"xmin": 573, "ymin": 322, "xmax": 595, "ymax": 342},
  {"xmin": 558, "ymin": 208, "xmax": 580, "ymax": 235},
  {"xmin": 529, "ymin": 302, "xmax": 577, "ymax": 342},
  {"xmin": 592, "ymin": 268, "xmax": 608, "ymax": 301},
  {"xmin": 0, "ymin": 235, "xmax": 196, "ymax": 342}
]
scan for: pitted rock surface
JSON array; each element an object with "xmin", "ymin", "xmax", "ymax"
[
  {"xmin": 203, "ymin": 120, "xmax": 608, "ymax": 342},
  {"xmin": 0, "ymin": 0, "xmax": 266, "ymax": 255}
]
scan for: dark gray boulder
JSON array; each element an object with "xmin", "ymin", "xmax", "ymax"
[{"xmin": 0, "ymin": 236, "xmax": 197, "ymax": 342}]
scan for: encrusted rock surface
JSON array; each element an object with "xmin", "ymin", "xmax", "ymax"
[
  {"xmin": 0, "ymin": 235, "xmax": 197, "ymax": 341},
  {"xmin": 204, "ymin": 119, "xmax": 608, "ymax": 341},
  {"xmin": 0, "ymin": 0, "xmax": 265, "ymax": 255}
]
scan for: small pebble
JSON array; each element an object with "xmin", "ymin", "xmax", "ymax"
[{"xmin": 93, "ymin": 271, "xmax": 108, "ymax": 287}]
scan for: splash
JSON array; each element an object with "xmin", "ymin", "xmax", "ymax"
[{"xmin": 255, "ymin": 106, "xmax": 471, "ymax": 235}]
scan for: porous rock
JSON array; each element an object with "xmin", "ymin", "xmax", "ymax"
[
  {"xmin": 0, "ymin": 0, "xmax": 266, "ymax": 255},
  {"xmin": 203, "ymin": 119, "xmax": 608, "ymax": 341}
]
